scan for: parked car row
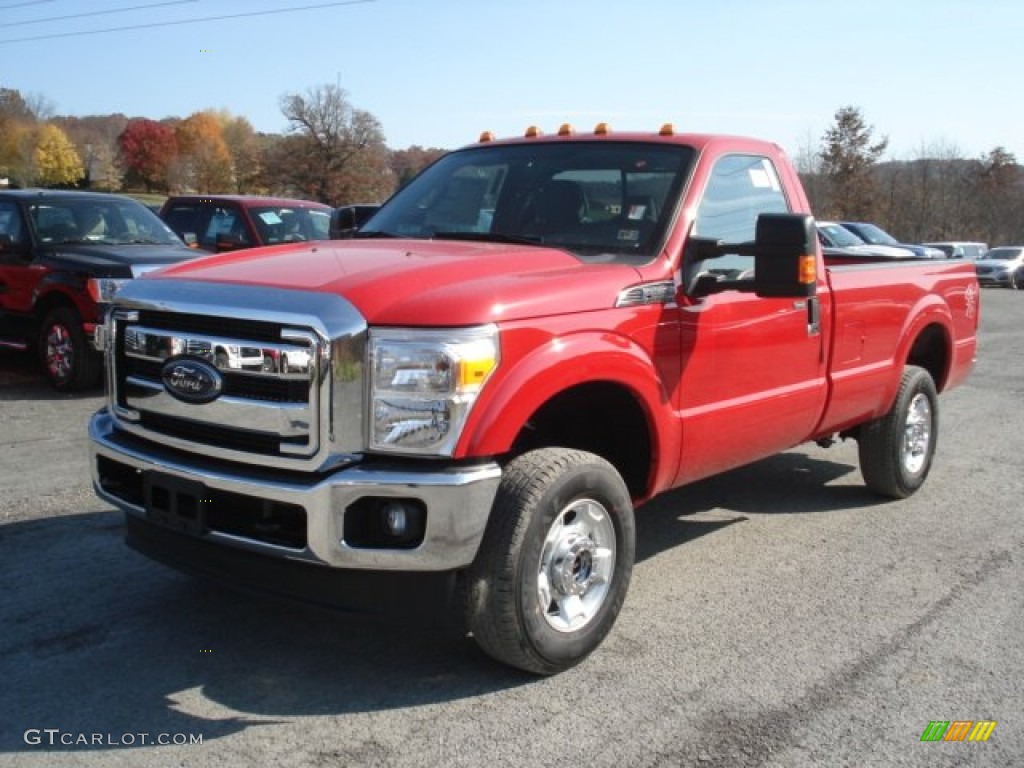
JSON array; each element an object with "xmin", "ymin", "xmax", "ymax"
[
  {"xmin": 820, "ymin": 222, "xmax": 1024, "ymax": 289},
  {"xmin": 0, "ymin": 190, "xmax": 383, "ymax": 388}
]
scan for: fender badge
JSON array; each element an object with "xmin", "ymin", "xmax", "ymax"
[{"xmin": 161, "ymin": 358, "xmax": 223, "ymax": 404}]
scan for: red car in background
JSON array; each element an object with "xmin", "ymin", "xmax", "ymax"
[{"xmin": 159, "ymin": 195, "xmax": 333, "ymax": 252}]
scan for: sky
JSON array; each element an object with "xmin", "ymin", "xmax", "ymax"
[{"xmin": 1, "ymin": 0, "xmax": 1022, "ymax": 162}]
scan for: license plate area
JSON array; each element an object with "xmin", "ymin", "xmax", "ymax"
[{"xmin": 144, "ymin": 472, "xmax": 208, "ymax": 536}]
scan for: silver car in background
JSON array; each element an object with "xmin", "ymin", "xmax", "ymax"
[{"xmin": 973, "ymin": 246, "xmax": 1024, "ymax": 289}]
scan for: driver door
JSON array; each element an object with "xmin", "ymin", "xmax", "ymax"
[{"xmin": 674, "ymin": 154, "xmax": 829, "ymax": 484}]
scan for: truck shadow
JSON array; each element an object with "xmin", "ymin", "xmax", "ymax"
[
  {"xmin": 0, "ymin": 349, "xmax": 104, "ymax": 402},
  {"xmin": 635, "ymin": 450, "xmax": 880, "ymax": 563},
  {"xmin": 0, "ymin": 451, "xmax": 877, "ymax": 751}
]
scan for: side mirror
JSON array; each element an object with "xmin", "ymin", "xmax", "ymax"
[
  {"xmin": 330, "ymin": 204, "xmax": 379, "ymax": 239},
  {"xmin": 750, "ymin": 213, "xmax": 818, "ymax": 298},
  {"xmin": 683, "ymin": 214, "xmax": 818, "ymax": 299},
  {"xmin": 0, "ymin": 233, "xmax": 30, "ymax": 259},
  {"xmin": 215, "ymin": 232, "xmax": 246, "ymax": 252}
]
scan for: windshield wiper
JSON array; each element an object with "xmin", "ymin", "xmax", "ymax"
[
  {"xmin": 353, "ymin": 230, "xmax": 399, "ymax": 239},
  {"xmin": 431, "ymin": 231, "xmax": 542, "ymax": 246}
]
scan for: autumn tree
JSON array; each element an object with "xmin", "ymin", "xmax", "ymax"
[
  {"xmin": 55, "ymin": 114, "xmax": 129, "ymax": 190},
  {"xmin": 389, "ymin": 145, "xmax": 447, "ymax": 189},
  {"xmin": 118, "ymin": 118, "xmax": 177, "ymax": 192},
  {"xmin": 0, "ymin": 87, "xmax": 36, "ymax": 185},
  {"xmin": 33, "ymin": 123, "xmax": 84, "ymax": 187},
  {"xmin": 219, "ymin": 113, "xmax": 264, "ymax": 193},
  {"xmin": 819, "ymin": 106, "xmax": 888, "ymax": 221},
  {"xmin": 973, "ymin": 147, "xmax": 1022, "ymax": 244},
  {"xmin": 279, "ymin": 83, "xmax": 387, "ymax": 204},
  {"xmin": 174, "ymin": 111, "xmax": 233, "ymax": 193}
]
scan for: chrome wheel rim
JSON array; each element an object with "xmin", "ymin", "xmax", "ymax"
[
  {"xmin": 903, "ymin": 393, "xmax": 932, "ymax": 474},
  {"xmin": 45, "ymin": 323, "xmax": 74, "ymax": 381},
  {"xmin": 537, "ymin": 498, "xmax": 616, "ymax": 633}
]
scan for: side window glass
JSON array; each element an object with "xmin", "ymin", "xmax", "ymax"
[
  {"xmin": 693, "ymin": 155, "xmax": 789, "ymax": 277},
  {"xmin": 204, "ymin": 206, "xmax": 249, "ymax": 246},
  {"xmin": 0, "ymin": 202, "xmax": 26, "ymax": 247}
]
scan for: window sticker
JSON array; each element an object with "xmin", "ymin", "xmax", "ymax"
[
  {"xmin": 749, "ymin": 159, "xmax": 782, "ymax": 191},
  {"xmin": 748, "ymin": 168, "xmax": 772, "ymax": 188},
  {"xmin": 627, "ymin": 204, "xmax": 647, "ymax": 221},
  {"xmin": 258, "ymin": 211, "xmax": 283, "ymax": 225},
  {"xmin": 617, "ymin": 229, "xmax": 640, "ymax": 242}
]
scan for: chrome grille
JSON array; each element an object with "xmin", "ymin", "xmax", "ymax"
[
  {"xmin": 114, "ymin": 315, "xmax": 320, "ymax": 459},
  {"xmin": 104, "ymin": 279, "xmax": 368, "ymax": 471}
]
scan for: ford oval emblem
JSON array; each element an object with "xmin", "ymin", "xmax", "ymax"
[{"xmin": 161, "ymin": 358, "xmax": 223, "ymax": 404}]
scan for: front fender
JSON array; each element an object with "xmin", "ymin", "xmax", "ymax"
[
  {"xmin": 457, "ymin": 328, "xmax": 680, "ymax": 494},
  {"xmin": 35, "ymin": 272, "xmax": 97, "ymax": 322}
]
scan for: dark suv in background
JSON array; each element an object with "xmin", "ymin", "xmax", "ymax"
[{"xmin": 0, "ymin": 190, "xmax": 197, "ymax": 390}]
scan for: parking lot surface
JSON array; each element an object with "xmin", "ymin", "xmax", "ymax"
[{"xmin": 1, "ymin": 290, "xmax": 1022, "ymax": 767}]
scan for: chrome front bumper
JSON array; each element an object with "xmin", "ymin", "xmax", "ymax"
[{"xmin": 89, "ymin": 409, "xmax": 501, "ymax": 572}]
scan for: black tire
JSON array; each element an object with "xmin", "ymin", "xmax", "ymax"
[
  {"xmin": 215, "ymin": 350, "xmax": 229, "ymax": 369},
  {"xmin": 858, "ymin": 365, "xmax": 938, "ymax": 499},
  {"xmin": 463, "ymin": 447, "xmax": 635, "ymax": 675},
  {"xmin": 38, "ymin": 307, "xmax": 102, "ymax": 392},
  {"xmin": 280, "ymin": 353, "xmax": 290, "ymax": 373},
  {"xmin": 1012, "ymin": 270, "xmax": 1023, "ymax": 290}
]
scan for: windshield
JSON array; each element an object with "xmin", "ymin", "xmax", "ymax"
[
  {"xmin": 984, "ymin": 247, "xmax": 1022, "ymax": 260},
  {"xmin": 359, "ymin": 141, "xmax": 696, "ymax": 264},
  {"xmin": 29, "ymin": 198, "xmax": 183, "ymax": 246},
  {"xmin": 848, "ymin": 223, "xmax": 899, "ymax": 246},
  {"xmin": 819, "ymin": 224, "xmax": 863, "ymax": 248}
]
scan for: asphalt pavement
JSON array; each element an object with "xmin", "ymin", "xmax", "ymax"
[{"xmin": 1, "ymin": 289, "xmax": 1021, "ymax": 767}]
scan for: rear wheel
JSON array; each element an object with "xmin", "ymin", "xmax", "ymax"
[
  {"xmin": 858, "ymin": 365, "xmax": 938, "ymax": 498},
  {"xmin": 463, "ymin": 448, "xmax": 635, "ymax": 675},
  {"xmin": 38, "ymin": 307, "xmax": 102, "ymax": 392}
]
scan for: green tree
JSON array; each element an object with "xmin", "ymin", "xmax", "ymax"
[
  {"xmin": 819, "ymin": 106, "xmax": 888, "ymax": 220},
  {"xmin": 33, "ymin": 123, "xmax": 84, "ymax": 187}
]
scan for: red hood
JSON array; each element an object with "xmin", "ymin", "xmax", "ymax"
[{"xmin": 150, "ymin": 240, "xmax": 644, "ymax": 325}]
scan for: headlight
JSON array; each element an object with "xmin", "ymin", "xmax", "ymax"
[
  {"xmin": 86, "ymin": 277, "xmax": 129, "ymax": 304},
  {"xmin": 369, "ymin": 325, "xmax": 499, "ymax": 455}
]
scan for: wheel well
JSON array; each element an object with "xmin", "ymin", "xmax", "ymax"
[
  {"xmin": 509, "ymin": 382, "xmax": 652, "ymax": 499},
  {"xmin": 33, "ymin": 292, "xmax": 78, "ymax": 331},
  {"xmin": 906, "ymin": 323, "xmax": 949, "ymax": 390}
]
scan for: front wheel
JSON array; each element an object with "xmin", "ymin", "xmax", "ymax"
[
  {"xmin": 858, "ymin": 365, "xmax": 938, "ymax": 498},
  {"xmin": 463, "ymin": 448, "xmax": 635, "ymax": 675},
  {"xmin": 38, "ymin": 307, "xmax": 102, "ymax": 391},
  {"xmin": 1012, "ymin": 270, "xmax": 1024, "ymax": 290}
]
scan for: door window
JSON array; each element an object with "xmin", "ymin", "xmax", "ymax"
[{"xmin": 693, "ymin": 155, "xmax": 789, "ymax": 277}]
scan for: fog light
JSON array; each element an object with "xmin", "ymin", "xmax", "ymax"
[
  {"xmin": 343, "ymin": 497, "xmax": 427, "ymax": 549},
  {"xmin": 383, "ymin": 501, "xmax": 407, "ymax": 537}
]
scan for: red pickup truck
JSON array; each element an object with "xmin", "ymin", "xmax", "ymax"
[{"xmin": 89, "ymin": 125, "xmax": 979, "ymax": 674}]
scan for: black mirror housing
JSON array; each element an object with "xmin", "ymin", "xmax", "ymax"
[{"xmin": 751, "ymin": 213, "xmax": 818, "ymax": 298}]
